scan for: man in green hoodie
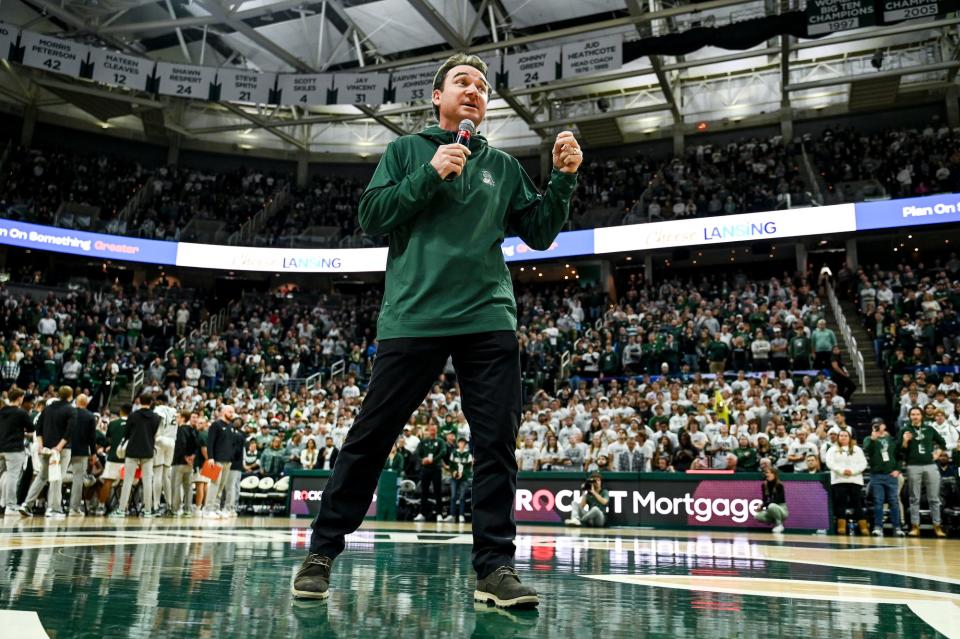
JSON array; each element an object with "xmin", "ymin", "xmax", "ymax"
[
  {"xmin": 898, "ymin": 406, "xmax": 947, "ymax": 537},
  {"xmin": 293, "ymin": 53, "xmax": 581, "ymax": 608}
]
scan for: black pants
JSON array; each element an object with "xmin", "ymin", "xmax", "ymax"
[
  {"xmin": 813, "ymin": 351, "xmax": 831, "ymax": 370},
  {"xmin": 309, "ymin": 331, "xmax": 521, "ymax": 578},
  {"xmin": 832, "ymin": 483, "xmax": 864, "ymax": 521},
  {"xmin": 831, "ymin": 371, "xmax": 856, "ymax": 401},
  {"xmin": 420, "ymin": 466, "xmax": 443, "ymax": 517}
]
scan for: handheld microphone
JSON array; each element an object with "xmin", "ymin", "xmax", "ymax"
[{"xmin": 445, "ymin": 119, "xmax": 476, "ymax": 182}]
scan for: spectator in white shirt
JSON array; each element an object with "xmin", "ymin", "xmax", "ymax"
[{"xmin": 37, "ymin": 316, "xmax": 57, "ymax": 336}]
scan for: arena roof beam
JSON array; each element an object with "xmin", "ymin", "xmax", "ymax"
[
  {"xmin": 625, "ymin": 0, "xmax": 680, "ymax": 124},
  {"xmin": 349, "ymin": 0, "xmax": 749, "ymax": 73},
  {"xmin": 780, "ymin": 34, "xmax": 790, "ymax": 108},
  {"xmin": 99, "ymin": 0, "xmax": 319, "ymax": 33},
  {"xmin": 495, "ymin": 88, "xmax": 544, "ymax": 137},
  {"xmin": 323, "ymin": 0, "xmax": 385, "ymax": 64},
  {"xmin": 314, "ymin": 0, "xmax": 408, "ymax": 135},
  {"xmin": 407, "ymin": 0, "xmax": 468, "ymax": 50},
  {"xmin": 220, "ymin": 101, "xmax": 308, "ymax": 150},
  {"xmin": 784, "ymin": 60, "xmax": 960, "ymax": 91},
  {"xmin": 197, "ymin": 0, "xmax": 312, "ymax": 72},
  {"xmin": 528, "ymin": 103, "xmax": 671, "ymax": 130},
  {"xmin": 466, "ymin": 0, "xmax": 491, "ymax": 43},
  {"xmin": 793, "ymin": 16, "xmax": 960, "ymax": 50},
  {"xmin": 31, "ymin": 75, "xmax": 166, "ymax": 109},
  {"xmin": 24, "ymin": 0, "xmax": 143, "ymax": 55},
  {"xmin": 195, "ymin": 1, "xmax": 411, "ymax": 139}
]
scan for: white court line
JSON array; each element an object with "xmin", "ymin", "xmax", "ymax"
[
  {"xmin": 0, "ymin": 611, "xmax": 49, "ymax": 639},
  {"xmin": 583, "ymin": 574, "xmax": 960, "ymax": 605},
  {"xmin": 908, "ymin": 601, "xmax": 960, "ymax": 639},
  {"xmin": 584, "ymin": 574, "xmax": 960, "ymax": 639}
]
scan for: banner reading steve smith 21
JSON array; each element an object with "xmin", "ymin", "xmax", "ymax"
[{"xmin": 515, "ymin": 473, "xmax": 832, "ymax": 531}]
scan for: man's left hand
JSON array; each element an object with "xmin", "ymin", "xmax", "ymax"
[{"xmin": 553, "ymin": 130, "xmax": 582, "ymax": 174}]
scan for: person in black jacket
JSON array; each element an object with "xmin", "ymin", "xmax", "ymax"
[
  {"xmin": 753, "ymin": 467, "xmax": 789, "ymax": 533},
  {"xmin": 223, "ymin": 419, "xmax": 245, "ymax": 518},
  {"xmin": 170, "ymin": 410, "xmax": 198, "ymax": 516},
  {"xmin": 202, "ymin": 404, "xmax": 236, "ymax": 518},
  {"xmin": 22, "ymin": 386, "xmax": 76, "ymax": 518},
  {"xmin": 0, "ymin": 388, "xmax": 34, "ymax": 516},
  {"xmin": 68, "ymin": 394, "xmax": 97, "ymax": 515},
  {"xmin": 114, "ymin": 392, "xmax": 160, "ymax": 518}
]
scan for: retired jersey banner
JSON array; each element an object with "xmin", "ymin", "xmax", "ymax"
[
  {"xmin": 155, "ymin": 61, "xmax": 217, "ymax": 99},
  {"xmin": 89, "ymin": 49, "xmax": 154, "ymax": 91},
  {"xmin": 392, "ymin": 64, "xmax": 434, "ymax": 103},
  {"xmin": 0, "ymin": 23, "xmax": 18, "ymax": 62},
  {"xmin": 336, "ymin": 72, "xmax": 389, "ymax": 106},
  {"xmin": 215, "ymin": 68, "xmax": 276, "ymax": 104},
  {"xmin": 20, "ymin": 31, "xmax": 89, "ymax": 78},
  {"xmin": 561, "ymin": 34, "xmax": 622, "ymax": 79},
  {"xmin": 277, "ymin": 73, "xmax": 336, "ymax": 106},
  {"xmin": 503, "ymin": 45, "xmax": 561, "ymax": 90}
]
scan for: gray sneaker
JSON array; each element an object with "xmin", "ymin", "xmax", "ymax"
[
  {"xmin": 474, "ymin": 566, "xmax": 539, "ymax": 609},
  {"xmin": 292, "ymin": 554, "xmax": 333, "ymax": 600}
]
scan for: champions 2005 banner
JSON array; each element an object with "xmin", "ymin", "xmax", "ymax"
[{"xmin": 515, "ymin": 472, "xmax": 832, "ymax": 532}]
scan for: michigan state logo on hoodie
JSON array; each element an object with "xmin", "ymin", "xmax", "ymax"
[{"xmin": 481, "ymin": 170, "xmax": 496, "ymax": 187}]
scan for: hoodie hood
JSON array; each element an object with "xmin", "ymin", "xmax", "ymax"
[{"xmin": 416, "ymin": 125, "xmax": 488, "ymax": 152}]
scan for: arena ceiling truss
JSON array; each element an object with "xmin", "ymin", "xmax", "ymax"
[{"xmin": 0, "ymin": 0, "xmax": 959, "ymax": 158}]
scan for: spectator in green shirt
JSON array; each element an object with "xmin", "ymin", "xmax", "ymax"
[
  {"xmin": 811, "ymin": 319, "xmax": 837, "ymax": 369},
  {"xmin": 414, "ymin": 424, "xmax": 446, "ymax": 522},
  {"xmin": 447, "ymin": 438, "xmax": 473, "ymax": 523},
  {"xmin": 789, "ymin": 324, "xmax": 812, "ymax": 370},
  {"xmin": 898, "ymin": 406, "xmax": 947, "ymax": 537},
  {"xmin": 707, "ymin": 337, "xmax": 728, "ymax": 376},
  {"xmin": 734, "ymin": 436, "xmax": 759, "ymax": 472},
  {"xmin": 259, "ymin": 437, "xmax": 286, "ymax": 477}
]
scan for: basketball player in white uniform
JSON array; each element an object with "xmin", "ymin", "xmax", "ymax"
[{"xmin": 153, "ymin": 395, "xmax": 179, "ymax": 514}]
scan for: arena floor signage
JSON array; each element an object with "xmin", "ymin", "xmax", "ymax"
[
  {"xmin": 288, "ymin": 470, "xmax": 378, "ymax": 518},
  {"xmin": 515, "ymin": 472, "xmax": 832, "ymax": 532}
]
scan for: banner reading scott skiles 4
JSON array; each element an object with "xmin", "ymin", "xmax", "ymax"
[{"xmin": 514, "ymin": 474, "xmax": 831, "ymax": 531}]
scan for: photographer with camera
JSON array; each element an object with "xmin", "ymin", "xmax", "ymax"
[
  {"xmin": 565, "ymin": 471, "xmax": 608, "ymax": 527},
  {"xmin": 862, "ymin": 418, "xmax": 904, "ymax": 537}
]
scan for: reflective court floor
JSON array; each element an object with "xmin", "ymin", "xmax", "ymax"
[{"xmin": 1, "ymin": 518, "xmax": 960, "ymax": 639}]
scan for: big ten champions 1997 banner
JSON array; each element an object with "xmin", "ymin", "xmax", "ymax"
[{"xmin": 515, "ymin": 473, "xmax": 832, "ymax": 531}]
